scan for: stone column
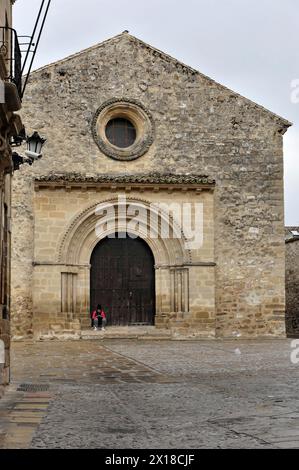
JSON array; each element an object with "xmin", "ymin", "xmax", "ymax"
[
  {"xmin": 77, "ymin": 266, "xmax": 91, "ymax": 328},
  {"xmin": 155, "ymin": 266, "xmax": 172, "ymax": 328}
]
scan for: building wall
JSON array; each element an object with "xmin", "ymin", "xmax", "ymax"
[
  {"xmin": 0, "ymin": 1, "xmax": 13, "ymax": 29},
  {"xmin": 0, "ymin": 0, "xmax": 21, "ymax": 397},
  {"xmin": 285, "ymin": 228, "xmax": 299, "ymax": 337},
  {"xmin": 14, "ymin": 182, "xmax": 216, "ymax": 339},
  {"xmin": 11, "ymin": 33, "xmax": 290, "ymax": 339},
  {"xmin": 0, "ymin": 174, "xmax": 12, "ymax": 395}
]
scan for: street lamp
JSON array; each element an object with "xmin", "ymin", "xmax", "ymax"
[
  {"xmin": 25, "ymin": 131, "xmax": 47, "ymax": 160},
  {"xmin": 12, "ymin": 131, "xmax": 47, "ymax": 171}
]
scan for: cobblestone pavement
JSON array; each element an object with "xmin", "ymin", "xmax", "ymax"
[{"xmin": 0, "ymin": 338, "xmax": 299, "ymax": 449}]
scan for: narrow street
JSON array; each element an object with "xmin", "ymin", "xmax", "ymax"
[{"xmin": 0, "ymin": 338, "xmax": 299, "ymax": 449}]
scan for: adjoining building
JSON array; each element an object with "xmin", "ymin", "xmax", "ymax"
[
  {"xmin": 0, "ymin": 0, "xmax": 50, "ymax": 396},
  {"xmin": 11, "ymin": 32, "xmax": 291, "ymax": 340},
  {"xmin": 285, "ymin": 227, "xmax": 299, "ymax": 338},
  {"xmin": 0, "ymin": 0, "xmax": 23, "ymax": 396}
]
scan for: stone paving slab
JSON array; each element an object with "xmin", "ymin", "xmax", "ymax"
[
  {"xmin": 0, "ymin": 387, "xmax": 52, "ymax": 449},
  {"xmin": 0, "ymin": 338, "xmax": 298, "ymax": 448}
]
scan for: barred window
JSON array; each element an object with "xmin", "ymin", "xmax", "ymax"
[{"xmin": 105, "ymin": 118, "xmax": 136, "ymax": 148}]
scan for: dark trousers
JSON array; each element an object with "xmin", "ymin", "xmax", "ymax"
[{"xmin": 91, "ymin": 317, "xmax": 102, "ymax": 328}]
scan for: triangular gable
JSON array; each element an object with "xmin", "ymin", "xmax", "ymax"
[{"xmin": 30, "ymin": 31, "xmax": 292, "ymax": 129}]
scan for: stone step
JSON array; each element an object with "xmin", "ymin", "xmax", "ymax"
[{"xmin": 81, "ymin": 326, "xmax": 172, "ymax": 340}]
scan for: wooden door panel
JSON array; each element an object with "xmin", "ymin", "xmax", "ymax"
[{"xmin": 90, "ymin": 234, "xmax": 155, "ymax": 326}]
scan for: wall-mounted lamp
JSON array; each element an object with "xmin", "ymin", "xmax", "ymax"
[
  {"xmin": 25, "ymin": 131, "xmax": 47, "ymax": 160},
  {"xmin": 12, "ymin": 131, "xmax": 47, "ymax": 171}
]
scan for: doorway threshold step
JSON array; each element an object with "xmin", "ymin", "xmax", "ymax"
[{"xmin": 81, "ymin": 326, "xmax": 172, "ymax": 340}]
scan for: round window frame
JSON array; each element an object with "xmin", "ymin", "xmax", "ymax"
[{"xmin": 92, "ymin": 98, "xmax": 154, "ymax": 161}]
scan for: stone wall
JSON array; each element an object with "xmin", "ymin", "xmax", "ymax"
[
  {"xmin": 0, "ymin": 0, "xmax": 20, "ymax": 396},
  {"xmin": 0, "ymin": 174, "xmax": 12, "ymax": 397},
  {"xmin": 0, "ymin": 0, "xmax": 12, "ymax": 396},
  {"xmin": 0, "ymin": 318, "xmax": 10, "ymax": 397},
  {"xmin": 285, "ymin": 227, "xmax": 299, "ymax": 337},
  {"xmin": 23, "ymin": 183, "xmax": 215, "ymax": 339},
  {"xmin": 11, "ymin": 32, "xmax": 291, "ymax": 339},
  {"xmin": 0, "ymin": 1, "xmax": 13, "ymax": 30}
]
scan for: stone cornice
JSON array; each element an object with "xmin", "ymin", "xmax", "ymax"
[
  {"xmin": 286, "ymin": 237, "xmax": 299, "ymax": 244},
  {"xmin": 34, "ymin": 173, "xmax": 216, "ymax": 192},
  {"xmin": 156, "ymin": 262, "xmax": 216, "ymax": 269},
  {"xmin": 285, "ymin": 227, "xmax": 299, "ymax": 244}
]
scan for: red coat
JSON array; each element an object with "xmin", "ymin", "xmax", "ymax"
[{"xmin": 92, "ymin": 310, "xmax": 106, "ymax": 320}]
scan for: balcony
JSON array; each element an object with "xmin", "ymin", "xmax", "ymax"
[{"xmin": 0, "ymin": 27, "xmax": 22, "ymax": 99}]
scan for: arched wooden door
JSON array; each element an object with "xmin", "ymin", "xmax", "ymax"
[{"xmin": 90, "ymin": 234, "xmax": 155, "ymax": 326}]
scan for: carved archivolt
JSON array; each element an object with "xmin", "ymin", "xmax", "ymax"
[{"xmin": 57, "ymin": 196, "xmax": 192, "ymax": 266}]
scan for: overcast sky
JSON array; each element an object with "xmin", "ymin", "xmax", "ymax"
[{"xmin": 13, "ymin": 0, "xmax": 299, "ymax": 225}]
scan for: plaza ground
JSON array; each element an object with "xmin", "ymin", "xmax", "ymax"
[{"xmin": 0, "ymin": 338, "xmax": 299, "ymax": 449}]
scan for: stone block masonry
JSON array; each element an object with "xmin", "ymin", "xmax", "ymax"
[
  {"xmin": 11, "ymin": 32, "xmax": 291, "ymax": 339},
  {"xmin": 285, "ymin": 228, "xmax": 299, "ymax": 337}
]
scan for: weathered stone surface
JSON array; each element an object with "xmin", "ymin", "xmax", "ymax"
[
  {"xmin": 285, "ymin": 227, "xmax": 299, "ymax": 337},
  {"xmin": 11, "ymin": 32, "xmax": 291, "ymax": 339},
  {"xmin": 0, "ymin": 0, "xmax": 26, "ymax": 396}
]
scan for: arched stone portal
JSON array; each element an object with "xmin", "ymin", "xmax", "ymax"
[
  {"xmin": 58, "ymin": 197, "xmax": 192, "ymax": 330},
  {"xmin": 90, "ymin": 234, "xmax": 155, "ymax": 326},
  {"xmin": 30, "ymin": 189, "xmax": 216, "ymax": 339}
]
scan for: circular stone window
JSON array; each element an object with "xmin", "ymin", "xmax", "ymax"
[
  {"xmin": 92, "ymin": 98, "xmax": 154, "ymax": 161},
  {"xmin": 105, "ymin": 118, "xmax": 137, "ymax": 148}
]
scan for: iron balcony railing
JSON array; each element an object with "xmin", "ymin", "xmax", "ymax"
[
  {"xmin": 0, "ymin": 1, "xmax": 51, "ymax": 102},
  {"xmin": 0, "ymin": 27, "xmax": 22, "ymax": 98}
]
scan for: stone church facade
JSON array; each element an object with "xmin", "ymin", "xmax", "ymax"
[{"xmin": 11, "ymin": 32, "xmax": 291, "ymax": 340}]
